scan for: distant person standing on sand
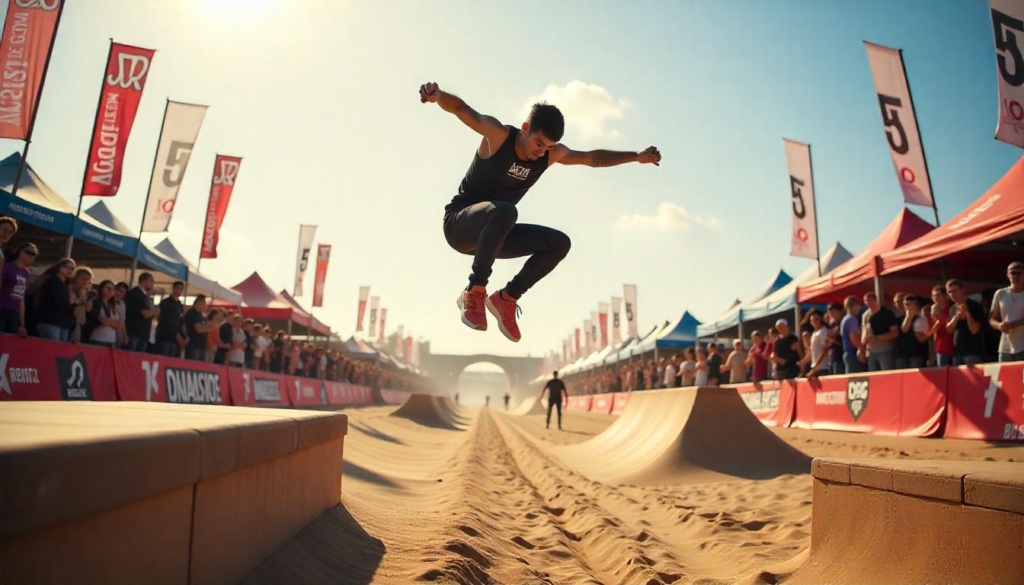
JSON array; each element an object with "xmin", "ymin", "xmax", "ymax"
[
  {"xmin": 454, "ymin": 392, "xmax": 460, "ymax": 405},
  {"xmin": 540, "ymin": 371, "xmax": 569, "ymax": 430},
  {"xmin": 504, "ymin": 391, "xmax": 510, "ymax": 410},
  {"xmin": 485, "ymin": 395, "xmax": 490, "ymax": 407}
]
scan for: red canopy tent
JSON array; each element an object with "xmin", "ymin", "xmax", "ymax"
[
  {"xmin": 213, "ymin": 272, "xmax": 331, "ymax": 336},
  {"xmin": 278, "ymin": 289, "xmax": 332, "ymax": 336},
  {"xmin": 879, "ymin": 157, "xmax": 1024, "ymax": 283},
  {"xmin": 797, "ymin": 208, "xmax": 935, "ymax": 303}
]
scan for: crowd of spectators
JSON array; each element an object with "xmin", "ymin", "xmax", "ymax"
[
  {"xmin": 0, "ymin": 217, "xmax": 419, "ymax": 391},
  {"xmin": 561, "ymin": 262, "xmax": 1024, "ymax": 395}
]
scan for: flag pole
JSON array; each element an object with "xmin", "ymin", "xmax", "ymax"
[
  {"xmin": 10, "ymin": 0, "xmax": 66, "ymax": 200},
  {"xmin": 808, "ymin": 142, "xmax": 822, "ymax": 277},
  {"xmin": 129, "ymin": 97, "xmax": 170, "ymax": 285},
  {"xmin": 67, "ymin": 38, "xmax": 114, "ymax": 258}
]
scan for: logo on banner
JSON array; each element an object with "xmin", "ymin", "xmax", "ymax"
[
  {"xmin": 14, "ymin": 0, "xmax": 60, "ymax": 9},
  {"xmin": 244, "ymin": 373, "xmax": 282, "ymax": 403},
  {"xmin": 994, "ymin": 8, "xmax": 1024, "ymax": 87},
  {"xmin": 107, "ymin": 53, "xmax": 151, "ymax": 90},
  {"xmin": 299, "ymin": 248, "xmax": 311, "ymax": 272},
  {"xmin": 613, "ymin": 313, "xmax": 620, "ymax": 328},
  {"xmin": 56, "ymin": 354, "xmax": 92, "ymax": 400},
  {"xmin": 625, "ymin": 303, "xmax": 634, "ymax": 322},
  {"xmin": 214, "ymin": 159, "xmax": 240, "ymax": 185},
  {"xmin": 740, "ymin": 388, "xmax": 780, "ymax": 413},
  {"xmin": 846, "ymin": 378, "xmax": 870, "ymax": 421},
  {"xmin": 162, "ymin": 365, "xmax": 221, "ymax": 404},
  {"xmin": 0, "ymin": 353, "xmax": 40, "ymax": 395},
  {"xmin": 877, "ymin": 94, "xmax": 909, "ymax": 155}
]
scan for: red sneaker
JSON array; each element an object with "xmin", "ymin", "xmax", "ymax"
[
  {"xmin": 456, "ymin": 285, "xmax": 488, "ymax": 331},
  {"xmin": 486, "ymin": 290, "xmax": 522, "ymax": 342}
]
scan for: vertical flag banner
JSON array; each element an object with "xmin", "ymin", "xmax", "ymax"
[
  {"xmin": 405, "ymin": 336, "xmax": 414, "ymax": 366},
  {"xmin": 598, "ymin": 303, "xmax": 610, "ymax": 349},
  {"xmin": 562, "ymin": 339, "xmax": 568, "ymax": 365},
  {"xmin": 411, "ymin": 337, "xmax": 421, "ymax": 369},
  {"xmin": 784, "ymin": 139, "xmax": 819, "ymax": 260},
  {"xmin": 378, "ymin": 308, "xmax": 388, "ymax": 345},
  {"xmin": 293, "ymin": 225, "xmax": 317, "ymax": 296},
  {"xmin": 864, "ymin": 41, "xmax": 934, "ymax": 208},
  {"xmin": 589, "ymin": 311, "xmax": 599, "ymax": 353},
  {"xmin": 199, "ymin": 154, "xmax": 242, "ymax": 259},
  {"xmin": 623, "ymin": 284, "xmax": 638, "ymax": 338},
  {"xmin": 992, "ymin": 0, "xmax": 1024, "ymax": 147},
  {"xmin": 83, "ymin": 42, "xmax": 155, "ymax": 197},
  {"xmin": 0, "ymin": 0, "xmax": 62, "ymax": 140},
  {"xmin": 368, "ymin": 296, "xmax": 380, "ymax": 337},
  {"xmin": 356, "ymin": 286, "xmax": 370, "ymax": 332},
  {"xmin": 395, "ymin": 325, "xmax": 404, "ymax": 358},
  {"xmin": 312, "ymin": 244, "xmax": 331, "ymax": 308},
  {"xmin": 142, "ymin": 100, "xmax": 207, "ymax": 232},
  {"xmin": 611, "ymin": 296, "xmax": 623, "ymax": 344},
  {"xmin": 574, "ymin": 328, "xmax": 581, "ymax": 358},
  {"xmin": 583, "ymin": 319, "xmax": 592, "ymax": 355}
]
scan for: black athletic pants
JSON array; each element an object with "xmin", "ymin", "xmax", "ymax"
[
  {"xmin": 546, "ymin": 399, "xmax": 563, "ymax": 429},
  {"xmin": 443, "ymin": 201, "xmax": 571, "ymax": 299}
]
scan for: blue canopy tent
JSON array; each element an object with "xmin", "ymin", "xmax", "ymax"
[
  {"xmin": 695, "ymin": 269, "xmax": 792, "ymax": 340},
  {"xmin": 634, "ymin": 311, "xmax": 702, "ymax": 359}
]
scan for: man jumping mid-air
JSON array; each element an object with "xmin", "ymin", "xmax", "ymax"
[{"xmin": 420, "ymin": 81, "xmax": 662, "ymax": 342}]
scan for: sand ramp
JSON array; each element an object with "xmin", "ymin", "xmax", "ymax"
[
  {"xmin": 390, "ymin": 393, "xmax": 469, "ymax": 429},
  {"xmin": 507, "ymin": 396, "xmax": 548, "ymax": 416},
  {"xmin": 554, "ymin": 387, "xmax": 811, "ymax": 485}
]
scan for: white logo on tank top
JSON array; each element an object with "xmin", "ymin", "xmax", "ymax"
[{"xmin": 507, "ymin": 162, "xmax": 530, "ymax": 181}]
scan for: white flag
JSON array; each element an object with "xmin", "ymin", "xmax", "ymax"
[
  {"xmin": 992, "ymin": 0, "xmax": 1024, "ymax": 147},
  {"xmin": 368, "ymin": 296, "xmax": 380, "ymax": 338},
  {"xmin": 590, "ymin": 311, "xmax": 599, "ymax": 352},
  {"xmin": 293, "ymin": 225, "xmax": 317, "ymax": 296},
  {"xmin": 356, "ymin": 286, "xmax": 370, "ymax": 332},
  {"xmin": 784, "ymin": 139, "xmax": 819, "ymax": 260},
  {"xmin": 583, "ymin": 319, "xmax": 592, "ymax": 355},
  {"xmin": 623, "ymin": 284, "xmax": 638, "ymax": 338},
  {"xmin": 142, "ymin": 100, "xmax": 207, "ymax": 232},
  {"xmin": 864, "ymin": 41, "xmax": 934, "ymax": 208},
  {"xmin": 395, "ymin": 325, "xmax": 404, "ymax": 358},
  {"xmin": 611, "ymin": 296, "xmax": 623, "ymax": 344}
]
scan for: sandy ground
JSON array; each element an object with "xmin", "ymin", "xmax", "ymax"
[{"xmin": 244, "ymin": 405, "xmax": 1024, "ymax": 585}]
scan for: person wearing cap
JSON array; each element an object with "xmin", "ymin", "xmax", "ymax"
[
  {"xmin": 897, "ymin": 295, "xmax": 930, "ymax": 369},
  {"xmin": 989, "ymin": 261, "xmax": 1024, "ymax": 362},
  {"xmin": 771, "ymin": 318, "xmax": 801, "ymax": 380}
]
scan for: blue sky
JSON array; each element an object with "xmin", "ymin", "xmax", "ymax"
[{"xmin": 1, "ymin": 0, "xmax": 1019, "ymax": 359}]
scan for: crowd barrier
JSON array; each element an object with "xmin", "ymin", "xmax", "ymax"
[
  {"xmin": 0, "ymin": 335, "xmax": 377, "ymax": 408},
  {"xmin": 563, "ymin": 362, "xmax": 1024, "ymax": 443}
]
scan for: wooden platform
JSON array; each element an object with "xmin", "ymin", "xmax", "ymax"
[
  {"xmin": 792, "ymin": 457, "xmax": 1024, "ymax": 584},
  {"xmin": 0, "ymin": 402, "xmax": 348, "ymax": 585}
]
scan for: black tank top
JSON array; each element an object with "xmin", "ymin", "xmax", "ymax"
[{"xmin": 446, "ymin": 126, "xmax": 550, "ymax": 214}]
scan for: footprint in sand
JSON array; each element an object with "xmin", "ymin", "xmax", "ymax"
[
  {"xmin": 444, "ymin": 541, "xmax": 492, "ymax": 568},
  {"xmin": 511, "ymin": 535, "xmax": 536, "ymax": 549}
]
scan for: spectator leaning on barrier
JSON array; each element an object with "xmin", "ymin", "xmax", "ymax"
[
  {"xmin": 724, "ymin": 339, "xmax": 747, "ymax": 384},
  {"xmin": 156, "ymin": 281, "xmax": 186, "ymax": 358},
  {"xmin": 946, "ymin": 279, "xmax": 986, "ymax": 366},
  {"xmin": 706, "ymin": 342, "xmax": 723, "ymax": 387},
  {"xmin": 0, "ymin": 216, "xmax": 18, "ymax": 268},
  {"xmin": 125, "ymin": 273, "xmax": 159, "ymax": 352},
  {"xmin": 928, "ymin": 285, "xmax": 954, "ymax": 366},
  {"xmin": 242, "ymin": 319, "xmax": 255, "ymax": 368},
  {"xmin": 746, "ymin": 330, "xmax": 768, "ymax": 382},
  {"xmin": 990, "ymin": 261, "xmax": 1024, "ymax": 363},
  {"xmin": 897, "ymin": 295, "xmax": 930, "ymax": 369},
  {"xmin": 215, "ymin": 313, "xmax": 234, "ymax": 365},
  {"xmin": 114, "ymin": 282, "xmax": 129, "ymax": 346},
  {"xmin": 184, "ymin": 296, "xmax": 213, "ymax": 361},
  {"xmin": 31, "ymin": 258, "xmax": 75, "ymax": 341},
  {"xmin": 228, "ymin": 314, "xmax": 246, "ymax": 368},
  {"xmin": 270, "ymin": 330, "xmax": 285, "ymax": 373},
  {"xmin": 803, "ymin": 310, "xmax": 830, "ymax": 377},
  {"xmin": 680, "ymin": 347, "xmax": 696, "ymax": 386},
  {"xmin": 89, "ymin": 280, "xmax": 124, "ymax": 348},
  {"xmin": 825, "ymin": 303, "xmax": 845, "ymax": 376},
  {"xmin": 68, "ymin": 267, "xmax": 93, "ymax": 344},
  {"xmin": 0, "ymin": 242, "xmax": 36, "ymax": 337},
  {"xmin": 771, "ymin": 318, "xmax": 801, "ymax": 380},
  {"xmin": 205, "ymin": 309, "xmax": 225, "ymax": 362},
  {"xmin": 662, "ymin": 355, "xmax": 676, "ymax": 389},
  {"xmin": 694, "ymin": 347, "xmax": 710, "ymax": 386},
  {"xmin": 765, "ymin": 328, "xmax": 778, "ymax": 379},
  {"xmin": 861, "ymin": 292, "xmax": 899, "ymax": 372},
  {"xmin": 252, "ymin": 324, "xmax": 268, "ymax": 370},
  {"xmin": 841, "ymin": 296, "xmax": 865, "ymax": 374}
]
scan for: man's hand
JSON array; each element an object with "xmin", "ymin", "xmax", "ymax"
[
  {"xmin": 1000, "ymin": 321, "xmax": 1014, "ymax": 333},
  {"xmin": 637, "ymin": 146, "xmax": 662, "ymax": 166},
  {"xmin": 419, "ymin": 82, "xmax": 440, "ymax": 104}
]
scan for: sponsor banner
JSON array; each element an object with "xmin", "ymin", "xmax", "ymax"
[
  {"xmin": 0, "ymin": 335, "xmax": 116, "ymax": 401},
  {"xmin": 591, "ymin": 392, "xmax": 614, "ymax": 414},
  {"xmin": 991, "ymin": 0, "xmax": 1024, "ymax": 147},
  {"xmin": 897, "ymin": 368, "xmax": 947, "ymax": 436},
  {"xmin": 582, "ymin": 319, "xmax": 592, "ymax": 355},
  {"xmin": 83, "ymin": 42, "xmax": 155, "ymax": 197},
  {"xmin": 783, "ymin": 139, "xmax": 819, "ymax": 260},
  {"xmin": 377, "ymin": 307, "xmax": 387, "ymax": 345},
  {"xmin": 0, "ymin": 0, "xmax": 63, "ymax": 140},
  {"xmin": 567, "ymin": 395, "xmax": 593, "ymax": 412},
  {"xmin": 623, "ymin": 284, "xmax": 638, "ymax": 338},
  {"xmin": 356, "ymin": 286, "xmax": 370, "ymax": 332},
  {"xmin": 946, "ymin": 362, "xmax": 1024, "ymax": 442},
  {"xmin": 611, "ymin": 296, "xmax": 622, "ymax": 345},
  {"xmin": 227, "ymin": 368, "xmax": 291, "ymax": 407},
  {"xmin": 312, "ymin": 244, "xmax": 331, "ymax": 308},
  {"xmin": 380, "ymin": 388, "xmax": 410, "ymax": 405},
  {"xmin": 199, "ymin": 154, "xmax": 242, "ymax": 258},
  {"xmin": 289, "ymin": 376, "xmax": 330, "ymax": 407},
  {"xmin": 598, "ymin": 303, "xmax": 609, "ymax": 349},
  {"xmin": 113, "ymin": 351, "xmax": 229, "ymax": 404},
  {"xmin": 141, "ymin": 100, "xmax": 207, "ymax": 232},
  {"xmin": 293, "ymin": 224, "xmax": 317, "ymax": 296},
  {"xmin": 864, "ymin": 41, "xmax": 934, "ymax": 208},
  {"xmin": 731, "ymin": 380, "xmax": 797, "ymax": 427},
  {"xmin": 611, "ymin": 391, "xmax": 631, "ymax": 415},
  {"xmin": 323, "ymin": 382, "xmax": 372, "ymax": 406},
  {"xmin": 368, "ymin": 296, "xmax": 379, "ymax": 338}
]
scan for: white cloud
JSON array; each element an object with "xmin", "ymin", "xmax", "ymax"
[
  {"xmin": 519, "ymin": 80, "xmax": 630, "ymax": 140},
  {"xmin": 616, "ymin": 202, "xmax": 722, "ymax": 233}
]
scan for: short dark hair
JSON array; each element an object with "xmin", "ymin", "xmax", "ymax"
[
  {"xmin": 527, "ymin": 102, "xmax": 564, "ymax": 141},
  {"xmin": 0, "ymin": 216, "xmax": 17, "ymax": 230},
  {"xmin": 946, "ymin": 278, "xmax": 964, "ymax": 290},
  {"xmin": 116, "ymin": 281, "xmax": 129, "ymax": 290},
  {"xmin": 193, "ymin": 294, "xmax": 207, "ymax": 304},
  {"xmin": 828, "ymin": 302, "xmax": 843, "ymax": 312},
  {"xmin": 173, "ymin": 281, "xmax": 185, "ymax": 288},
  {"xmin": 139, "ymin": 272, "xmax": 154, "ymax": 284}
]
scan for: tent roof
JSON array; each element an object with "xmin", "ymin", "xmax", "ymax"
[
  {"xmin": 277, "ymin": 289, "xmax": 331, "ymax": 335},
  {"xmin": 344, "ymin": 336, "xmax": 380, "ymax": 360},
  {"xmin": 696, "ymin": 269, "xmax": 793, "ymax": 336},
  {"xmin": 879, "ymin": 157, "xmax": 1024, "ymax": 281},
  {"xmin": 153, "ymin": 238, "xmax": 243, "ymax": 305},
  {"xmin": 83, "ymin": 202, "xmax": 188, "ymax": 281},
  {"xmin": 737, "ymin": 242, "xmax": 854, "ymax": 323},
  {"xmin": 632, "ymin": 320, "xmax": 672, "ymax": 355},
  {"xmin": 217, "ymin": 272, "xmax": 330, "ymax": 335},
  {"xmin": 797, "ymin": 208, "xmax": 935, "ymax": 303},
  {"xmin": 651, "ymin": 310, "xmax": 702, "ymax": 349}
]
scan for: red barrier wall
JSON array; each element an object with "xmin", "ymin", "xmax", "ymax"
[
  {"xmin": 945, "ymin": 362, "xmax": 1024, "ymax": 442},
  {"xmin": 289, "ymin": 377, "xmax": 330, "ymax": 407},
  {"xmin": 227, "ymin": 369, "xmax": 293, "ymax": 407},
  {"xmin": 325, "ymin": 382, "xmax": 372, "ymax": 407},
  {"xmin": 567, "ymin": 395, "xmax": 593, "ymax": 411},
  {"xmin": 0, "ymin": 336, "xmax": 117, "ymax": 401},
  {"xmin": 114, "ymin": 351, "xmax": 230, "ymax": 404},
  {"xmin": 591, "ymin": 393, "xmax": 614, "ymax": 414},
  {"xmin": 611, "ymin": 392, "xmax": 631, "ymax": 414},
  {"xmin": 730, "ymin": 380, "xmax": 796, "ymax": 427}
]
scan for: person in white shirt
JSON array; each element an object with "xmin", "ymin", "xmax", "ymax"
[
  {"xmin": 694, "ymin": 348, "xmax": 710, "ymax": 386},
  {"xmin": 990, "ymin": 261, "xmax": 1024, "ymax": 362},
  {"xmin": 679, "ymin": 347, "xmax": 697, "ymax": 387},
  {"xmin": 662, "ymin": 355, "xmax": 677, "ymax": 389},
  {"xmin": 723, "ymin": 339, "xmax": 748, "ymax": 384},
  {"xmin": 802, "ymin": 310, "xmax": 831, "ymax": 377},
  {"xmin": 228, "ymin": 314, "xmax": 247, "ymax": 368},
  {"xmin": 252, "ymin": 324, "xmax": 269, "ymax": 371}
]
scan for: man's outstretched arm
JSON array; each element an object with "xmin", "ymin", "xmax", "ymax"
[
  {"xmin": 550, "ymin": 144, "xmax": 662, "ymax": 167},
  {"xmin": 419, "ymin": 81, "xmax": 508, "ymax": 145}
]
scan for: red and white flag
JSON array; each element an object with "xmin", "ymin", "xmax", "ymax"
[
  {"xmin": 864, "ymin": 41, "xmax": 933, "ymax": 208},
  {"xmin": 0, "ymin": 0, "xmax": 63, "ymax": 140},
  {"xmin": 394, "ymin": 325, "xmax": 404, "ymax": 358},
  {"xmin": 199, "ymin": 154, "xmax": 242, "ymax": 259},
  {"xmin": 83, "ymin": 42, "xmax": 155, "ymax": 197},
  {"xmin": 142, "ymin": 100, "xmax": 207, "ymax": 231},
  {"xmin": 992, "ymin": 0, "xmax": 1024, "ymax": 147},
  {"xmin": 598, "ymin": 303, "xmax": 609, "ymax": 349},
  {"xmin": 623, "ymin": 284, "xmax": 638, "ymax": 338},
  {"xmin": 356, "ymin": 286, "xmax": 370, "ymax": 331},
  {"xmin": 368, "ymin": 296, "xmax": 380, "ymax": 337},
  {"xmin": 784, "ymin": 139, "xmax": 819, "ymax": 260},
  {"xmin": 405, "ymin": 336, "xmax": 414, "ymax": 365},
  {"xmin": 293, "ymin": 225, "xmax": 317, "ymax": 297},
  {"xmin": 590, "ymin": 312, "xmax": 599, "ymax": 353},
  {"xmin": 562, "ymin": 339, "xmax": 568, "ymax": 365},
  {"xmin": 611, "ymin": 296, "xmax": 622, "ymax": 345},
  {"xmin": 574, "ymin": 328, "xmax": 581, "ymax": 358},
  {"xmin": 312, "ymin": 244, "xmax": 331, "ymax": 308},
  {"xmin": 378, "ymin": 308, "xmax": 387, "ymax": 345}
]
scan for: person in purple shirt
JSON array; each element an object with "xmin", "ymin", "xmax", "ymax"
[
  {"xmin": 0, "ymin": 243, "xmax": 37, "ymax": 337},
  {"xmin": 841, "ymin": 295, "xmax": 866, "ymax": 374}
]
